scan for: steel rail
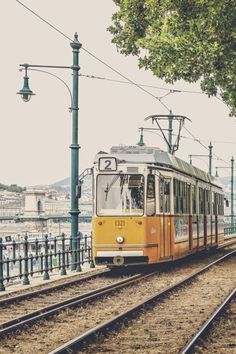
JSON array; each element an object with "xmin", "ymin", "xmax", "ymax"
[
  {"xmin": 48, "ymin": 250, "xmax": 236, "ymax": 354},
  {"xmin": 179, "ymin": 287, "xmax": 236, "ymax": 354},
  {"xmin": 0, "ymin": 269, "xmax": 109, "ymax": 305},
  {"xmin": 218, "ymin": 237, "xmax": 236, "ymax": 249},
  {"xmin": 0, "ymin": 271, "xmax": 157, "ymax": 337}
]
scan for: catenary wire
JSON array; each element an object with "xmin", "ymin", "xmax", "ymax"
[
  {"xmin": 15, "ymin": 0, "xmax": 233, "ymax": 168},
  {"xmin": 183, "ymin": 126, "xmax": 230, "ymax": 166},
  {"xmin": 15, "ymin": 0, "xmax": 169, "ymax": 111},
  {"xmin": 79, "ymin": 73, "xmax": 203, "ymax": 94},
  {"xmin": 15, "ymin": 0, "xmax": 73, "ymax": 42}
]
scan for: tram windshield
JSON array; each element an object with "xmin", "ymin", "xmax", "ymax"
[{"xmin": 97, "ymin": 174, "xmax": 144, "ymax": 216}]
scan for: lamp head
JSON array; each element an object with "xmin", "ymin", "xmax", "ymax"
[
  {"xmin": 137, "ymin": 128, "xmax": 145, "ymax": 147},
  {"xmin": 17, "ymin": 72, "xmax": 35, "ymax": 102}
]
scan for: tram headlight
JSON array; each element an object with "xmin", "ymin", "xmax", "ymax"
[{"xmin": 116, "ymin": 236, "xmax": 124, "ymax": 244}]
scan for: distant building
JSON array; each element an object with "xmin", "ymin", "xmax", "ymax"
[{"xmin": 24, "ymin": 189, "xmax": 46, "ymax": 216}]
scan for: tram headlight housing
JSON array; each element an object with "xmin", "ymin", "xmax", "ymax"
[{"xmin": 116, "ymin": 236, "xmax": 124, "ymax": 244}]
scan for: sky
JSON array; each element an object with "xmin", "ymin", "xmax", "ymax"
[{"xmin": 1, "ymin": 1, "xmax": 235, "ymax": 187}]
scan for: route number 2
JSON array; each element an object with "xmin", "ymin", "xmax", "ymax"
[{"xmin": 99, "ymin": 157, "xmax": 117, "ymax": 171}]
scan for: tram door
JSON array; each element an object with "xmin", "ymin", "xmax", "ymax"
[{"xmin": 159, "ymin": 178, "xmax": 172, "ymax": 259}]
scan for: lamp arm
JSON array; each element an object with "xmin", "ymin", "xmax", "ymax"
[{"xmin": 20, "ymin": 68, "xmax": 73, "ymax": 110}]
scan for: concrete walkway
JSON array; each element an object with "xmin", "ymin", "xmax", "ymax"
[{"xmin": 0, "ymin": 265, "xmax": 105, "ymax": 296}]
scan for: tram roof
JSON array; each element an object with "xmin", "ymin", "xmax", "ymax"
[{"xmin": 94, "ymin": 145, "xmax": 222, "ymax": 187}]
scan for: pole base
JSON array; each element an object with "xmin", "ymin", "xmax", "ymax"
[
  {"xmin": 76, "ymin": 264, "xmax": 82, "ymax": 272},
  {"xmin": 43, "ymin": 272, "xmax": 50, "ymax": 281},
  {"xmin": 22, "ymin": 276, "xmax": 30, "ymax": 285},
  {"xmin": 61, "ymin": 268, "xmax": 67, "ymax": 276},
  {"xmin": 90, "ymin": 260, "xmax": 95, "ymax": 269}
]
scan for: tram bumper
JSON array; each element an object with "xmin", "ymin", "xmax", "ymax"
[{"xmin": 95, "ymin": 250, "xmax": 148, "ymax": 266}]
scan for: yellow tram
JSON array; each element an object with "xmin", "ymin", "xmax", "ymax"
[{"xmin": 92, "ymin": 145, "xmax": 225, "ymax": 266}]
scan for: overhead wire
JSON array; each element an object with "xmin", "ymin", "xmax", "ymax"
[
  {"xmin": 79, "ymin": 73, "xmax": 203, "ymax": 94},
  {"xmin": 183, "ymin": 126, "xmax": 230, "ymax": 166},
  {"xmin": 15, "ymin": 0, "xmax": 170, "ymax": 111},
  {"xmin": 80, "ymin": 48, "xmax": 170, "ymax": 111},
  {"xmin": 15, "ymin": 0, "xmax": 73, "ymax": 42},
  {"xmin": 15, "ymin": 0, "xmax": 233, "ymax": 168}
]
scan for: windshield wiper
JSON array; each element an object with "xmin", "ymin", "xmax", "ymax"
[{"xmin": 104, "ymin": 173, "xmax": 122, "ymax": 200}]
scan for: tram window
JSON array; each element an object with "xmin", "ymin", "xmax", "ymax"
[
  {"xmin": 216, "ymin": 193, "xmax": 219, "ymax": 215},
  {"xmin": 218, "ymin": 195, "xmax": 221, "ymax": 215},
  {"xmin": 183, "ymin": 183, "xmax": 188, "ymax": 213},
  {"xmin": 186, "ymin": 184, "xmax": 190, "ymax": 214},
  {"xmin": 206, "ymin": 190, "xmax": 211, "ymax": 215},
  {"xmin": 212, "ymin": 192, "xmax": 216, "ymax": 214},
  {"xmin": 164, "ymin": 182, "xmax": 170, "ymax": 195},
  {"xmin": 174, "ymin": 178, "xmax": 190, "ymax": 214},
  {"xmin": 147, "ymin": 175, "xmax": 155, "ymax": 216},
  {"xmin": 199, "ymin": 187, "xmax": 205, "ymax": 214},
  {"xmin": 165, "ymin": 180, "xmax": 170, "ymax": 213},
  {"xmin": 183, "ymin": 184, "xmax": 186, "ymax": 213},
  {"xmin": 174, "ymin": 178, "xmax": 180, "ymax": 214},
  {"xmin": 221, "ymin": 195, "xmax": 224, "ymax": 214},
  {"xmin": 96, "ymin": 174, "xmax": 144, "ymax": 216},
  {"xmin": 214, "ymin": 193, "xmax": 223, "ymax": 215},
  {"xmin": 218, "ymin": 194, "xmax": 224, "ymax": 215},
  {"xmin": 160, "ymin": 178, "xmax": 170, "ymax": 213},
  {"xmin": 192, "ymin": 185, "xmax": 196, "ymax": 214}
]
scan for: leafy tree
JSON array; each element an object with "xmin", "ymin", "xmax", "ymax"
[
  {"xmin": 0, "ymin": 183, "xmax": 25, "ymax": 193},
  {"xmin": 109, "ymin": 0, "xmax": 236, "ymax": 115}
]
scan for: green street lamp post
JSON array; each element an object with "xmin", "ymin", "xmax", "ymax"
[
  {"xmin": 189, "ymin": 142, "xmax": 213, "ymax": 176},
  {"xmin": 17, "ymin": 33, "xmax": 82, "ymax": 272},
  {"xmin": 168, "ymin": 110, "xmax": 173, "ymax": 154}
]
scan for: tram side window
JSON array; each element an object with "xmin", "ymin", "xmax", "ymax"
[
  {"xmin": 212, "ymin": 192, "xmax": 216, "ymax": 215},
  {"xmin": 199, "ymin": 187, "xmax": 205, "ymax": 214},
  {"xmin": 174, "ymin": 178, "xmax": 179, "ymax": 213},
  {"xmin": 205, "ymin": 190, "xmax": 211, "ymax": 215},
  {"xmin": 160, "ymin": 178, "xmax": 170, "ymax": 213},
  {"xmin": 192, "ymin": 185, "xmax": 197, "ymax": 214},
  {"xmin": 174, "ymin": 178, "xmax": 180, "ymax": 213},
  {"xmin": 217, "ymin": 194, "xmax": 224, "ymax": 215},
  {"xmin": 146, "ymin": 175, "xmax": 156, "ymax": 216},
  {"xmin": 173, "ymin": 178, "xmax": 190, "ymax": 214},
  {"xmin": 221, "ymin": 195, "xmax": 224, "ymax": 215},
  {"xmin": 183, "ymin": 183, "xmax": 190, "ymax": 214},
  {"xmin": 215, "ymin": 193, "xmax": 219, "ymax": 215},
  {"xmin": 173, "ymin": 179, "xmax": 177, "ymax": 212},
  {"xmin": 186, "ymin": 184, "xmax": 191, "ymax": 214}
]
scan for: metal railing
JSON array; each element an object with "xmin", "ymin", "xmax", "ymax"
[
  {"xmin": 0, "ymin": 233, "xmax": 94, "ymax": 291},
  {"xmin": 224, "ymin": 223, "xmax": 236, "ymax": 236},
  {"xmin": 0, "ymin": 221, "xmax": 235, "ymax": 292}
]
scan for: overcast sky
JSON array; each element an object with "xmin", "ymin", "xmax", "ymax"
[{"xmin": 1, "ymin": 1, "xmax": 235, "ymax": 187}]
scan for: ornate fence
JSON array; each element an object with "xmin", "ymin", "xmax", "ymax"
[
  {"xmin": 0, "ymin": 222, "xmax": 236, "ymax": 292},
  {"xmin": 224, "ymin": 223, "xmax": 236, "ymax": 235},
  {"xmin": 0, "ymin": 233, "xmax": 94, "ymax": 291}
]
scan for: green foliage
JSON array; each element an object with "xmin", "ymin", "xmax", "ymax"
[
  {"xmin": 109, "ymin": 0, "xmax": 236, "ymax": 115},
  {"xmin": 0, "ymin": 183, "xmax": 25, "ymax": 193}
]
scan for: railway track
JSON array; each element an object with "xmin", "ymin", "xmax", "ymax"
[
  {"xmin": 48, "ymin": 249, "xmax": 236, "ymax": 354},
  {"xmin": 194, "ymin": 297, "xmax": 236, "ymax": 354},
  {"xmin": 0, "ymin": 267, "xmax": 107, "ymax": 301},
  {"xmin": 180, "ymin": 288, "xmax": 236, "ymax": 354},
  {"xmin": 0, "ymin": 248, "xmax": 235, "ymax": 353},
  {"xmin": 0, "ymin": 268, "xmax": 141, "ymax": 330}
]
